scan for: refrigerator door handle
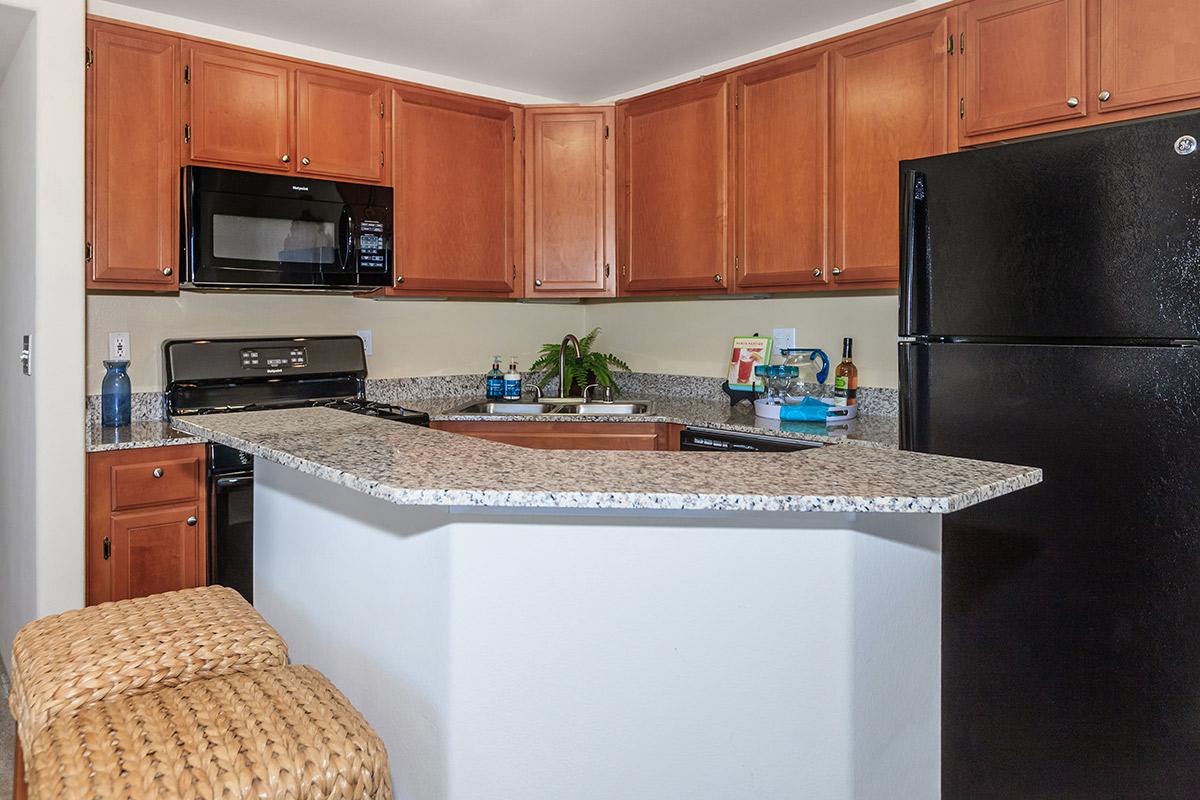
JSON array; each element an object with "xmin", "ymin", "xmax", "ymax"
[
  {"xmin": 899, "ymin": 169, "xmax": 926, "ymax": 337},
  {"xmin": 898, "ymin": 341, "xmax": 920, "ymax": 451}
]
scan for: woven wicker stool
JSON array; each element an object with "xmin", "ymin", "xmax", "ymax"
[{"xmin": 6, "ymin": 586, "xmax": 393, "ymax": 800}]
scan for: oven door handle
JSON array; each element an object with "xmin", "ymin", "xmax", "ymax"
[{"xmin": 215, "ymin": 476, "xmax": 253, "ymax": 488}]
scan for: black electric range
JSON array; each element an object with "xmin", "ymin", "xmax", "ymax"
[{"xmin": 163, "ymin": 335, "xmax": 429, "ymax": 603}]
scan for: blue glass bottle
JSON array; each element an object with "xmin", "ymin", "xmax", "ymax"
[{"xmin": 101, "ymin": 360, "xmax": 131, "ymax": 427}]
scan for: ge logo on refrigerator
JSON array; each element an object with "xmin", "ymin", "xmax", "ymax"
[{"xmin": 1175, "ymin": 135, "xmax": 1197, "ymax": 156}]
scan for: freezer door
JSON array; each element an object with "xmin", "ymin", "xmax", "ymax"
[
  {"xmin": 901, "ymin": 341, "xmax": 1200, "ymax": 798},
  {"xmin": 900, "ymin": 111, "xmax": 1200, "ymax": 339}
]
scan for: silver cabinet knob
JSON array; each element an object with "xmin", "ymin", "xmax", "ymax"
[
  {"xmin": 161, "ymin": 267, "xmax": 173, "ymax": 276},
  {"xmin": 396, "ymin": 275, "xmax": 405, "ymax": 284},
  {"xmin": 812, "ymin": 267, "xmax": 822, "ymax": 278},
  {"xmin": 534, "ymin": 279, "xmax": 543, "ymax": 287},
  {"xmin": 1098, "ymin": 90, "xmax": 1111, "ymax": 102},
  {"xmin": 186, "ymin": 516, "xmax": 197, "ymax": 527},
  {"xmin": 301, "ymin": 157, "xmax": 311, "ymax": 166},
  {"xmin": 713, "ymin": 274, "xmax": 723, "ymax": 284},
  {"xmin": 152, "ymin": 468, "xmax": 164, "ymax": 478},
  {"xmin": 1066, "ymin": 96, "xmax": 1079, "ymax": 108},
  {"xmin": 281, "ymin": 154, "xmax": 291, "ymax": 163},
  {"xmin": 831, "ymin": 267, "xmax": 843, "ymax": 276}
]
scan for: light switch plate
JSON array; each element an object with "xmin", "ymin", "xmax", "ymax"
[
  {"xmin": 108, "ymin": 331, "xmax": 130, "ymax": 361},
  {"xmin": 356, "ymin": 329, "xmax": 373, "ymax": 356},
  {"xmin": 772, "ymin": 327, "xmax": 796, "ymax": 359}
]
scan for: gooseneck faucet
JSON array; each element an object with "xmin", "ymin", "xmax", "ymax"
[{"xmin": 558, "ymin": 334, "xmax": 582, "ymax": 399}]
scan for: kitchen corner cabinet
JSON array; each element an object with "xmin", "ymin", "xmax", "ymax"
[
  {"xmin": 524, "ymin": 106, "xmax": 616, "ymax": 297},
  {"xmin": 958, "ymin": 0, "xmax": 1086, "ymax": 141},
  {"xmin": 1096, "ymin": 0, "xmax": 1200, "ymax": 115},
  {"xmin": 617, "ymin": 78, "xmax": 732, "ymax": 295},
  {"xmin": 431, "ymin": 421, "xmax": 682, "ymax": 451},
  {"xmin": 86, "ymin": 445, "xmax": 208, "ymax": 606},
  {"xmin": 386, "ymin": 88, "xmax": 522, "ymax": 296},
  {"xmin": 831, "ymin": 11, "xmax": 955, "ymax": 286},
  {"xmin": 732, "ymin": 51, "xmax": 830, "ymax": 291},
  {"xmin": 86, "ymin": 22, "xmax": 180, "ymax": 292}
]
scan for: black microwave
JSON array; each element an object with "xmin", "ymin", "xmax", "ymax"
[{"xmin": 183, "ymin": 166, "xmax": 393, "ymax": 290}]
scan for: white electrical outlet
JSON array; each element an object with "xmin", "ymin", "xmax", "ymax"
[
  {"xmin": 108, "ymin": 332, "xmax": 130, "ymax": 361},
  {"xmin": 356, "ymin": 329, "xmax": 373, "ymax": 356},
  {"xmin": 772, "ymin": 327, "xmax": 796, "ymax": 358}
]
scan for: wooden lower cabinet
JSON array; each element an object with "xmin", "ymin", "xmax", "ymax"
[
  {"xmin": 432, "ymin": 421, "xmax": 681, "ymax": 451},
  {"xmin": 86, "ymin": 445, "xmax": 208, "ymax": 606}
]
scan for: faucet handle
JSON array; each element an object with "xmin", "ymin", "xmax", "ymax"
[
  {"xmin": 584, "ymin": 384, "xmax": 614, "ymax": 403},
  {"xmin": 528, "ymin": 385, "xmax": 543, "ymax": 401}
]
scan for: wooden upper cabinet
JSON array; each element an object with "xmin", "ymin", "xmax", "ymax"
[
  {"xmin": 959, "ymin": 0, "xmax": 1086, "ymax": 139},
  {"xmin": 296, "ymin": 68, "xmax": 387, "ymax": 182},
  {"xmin": 524, "ymin": 107, "xmax": 615, "ymax": 297},
  {"xmin": 390, "ymin": 88, "xmax": 519, "ymax": 295},
  {"xmin": 186, "ymin": 43, "xmax": 293, "ymax": 171},
  {"xmin": 733, "ymin": 51, "xmax": 829, "ymax": 291},
  {"xmin": 86, "ymin": 22, "xmax": 180, "ymax": 291},
  {"xmin": 618, "ymin": 78, "xmax": 732, "ymax": 295},
  {"xmin": 831, "ymin": 12, "xmax": 954, "ymax": 286},
  {"xmin": 1097, "ymin": 0, "xmax": 1200, "ymax": 114}
]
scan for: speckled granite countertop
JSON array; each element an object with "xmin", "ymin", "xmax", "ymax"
[
  {"xmin": 172, "ymin": 407, "xmax": 1040, "ymax": 514},
  {"xmin": 86, "ymin": 421, "xmax": 206, "ymax": 452},
  {"xmin": 415, "ymin": 395, "xmax": 900, "ymax": 448}
]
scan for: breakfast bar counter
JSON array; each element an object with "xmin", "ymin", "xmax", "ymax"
[{"xmin": 172, "ymin": 407, "xmax": 1040, "ymax": 800}]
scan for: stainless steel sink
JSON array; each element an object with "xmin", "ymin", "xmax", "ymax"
[{"xmin": 452, "ymin": 399, "xmax": 652, "ymax": 416}]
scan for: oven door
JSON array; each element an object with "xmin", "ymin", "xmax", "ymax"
[
  {"xmin": 184, "ymin": 166, "xmax": 392, "ymax": 289},
  {"xmin": 209, "ymin": 469, "xmax": 254, "ymax": 603}
]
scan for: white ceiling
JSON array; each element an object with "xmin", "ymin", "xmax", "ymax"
[{"xmin": 105, "ymin": 0, "xmax": 905, "ymax": 102}]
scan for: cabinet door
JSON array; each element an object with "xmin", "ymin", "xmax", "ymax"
[
  {"xmin": 525, "ymin": 107, "xmax": 615, "ymax": 297},
  {"xmin": 431, "ymin": 421, "xmax": 679, "ymax": 450},
  {"xmin": 1097, "ymin": 0, "xmax": 1200, "ymax": 114},
  {"xmin": 296, "ymin": 67, "xmax": 386, "ymax": 182},
  {"xmin": 733, "ymin": 51, "xmax": 829, "ymax": 291},
  {"xmin": 108, "ymin": 503, "xmax": 204, "ymax": 603},
  {"xmin": 959, "ymin": 0, "xmax": 1086, "ymax": 139},
  {"xmin": 86, "ymin": 22, "xmax": 180, "ymax": 291},
  {"xmin": 831, "ymin": 13, "xmax": 954, "ymax": 286},
  {"xmin": 618, "ymin": 79, "xmax": 732, "ymax": 294},
  {"xmin": 391, "ymin": 88, "xmax": 518, "ymax": 294},
  {"xmin": 186, "ymin": 44, "xmax": 293, "ymax": 171}
]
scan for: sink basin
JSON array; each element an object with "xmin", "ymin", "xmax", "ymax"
[
  {"xmin": 454, "ymin": 402, "xmax": 559, "ymax": 414},
  {"xmin": 452, "ymin": 399, "xmax": 652, "ymax": 416},
  {"xmin": 558, "ymin": 403, "xmax": 651, "ymax": 415}
]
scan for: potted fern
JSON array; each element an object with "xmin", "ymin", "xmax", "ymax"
[{"xmin": 530, "ymin": 328, "xmax": 631, "ymax": 397}]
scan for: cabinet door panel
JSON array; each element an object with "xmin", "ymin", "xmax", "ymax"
[
  {"xmin": 619, "ymin": 79, "xmax": 731, "ymax": 294},
  {"xmin": 734, "ymin": 51, "xmax": 829, "ymax": 291},
  {"xmin": 1098, "ymin": 0, "xmax": 1200, "ymax": 113},
  {"xmin": 187, "ymin": 44, "xmax": 292, "ymax": 171},
  {"xmin": 832, "ymin": 13, "xmax": 953, "ymax": 285},
  {"xmin": 391, "ymin": 88, "xmax": 517, "ymax": 294},
  {"xmin": 431, "ymin": 421, "xmax": 678, "ymax": 450},
  {"xmin": 525, "ymin": 108, "xmax": 614, "ymax": 296},
  {"xmin": 87, "ymin": 23, "xmax": 179, "ymax": 291},
  {"xmin": 296, "ymin": 68, "xmax": 386, "ymax": 182},
  {"xmin": 960, "ymin": 0, "xmax": 1086, "ymax": 138},
  {"xmin": 110, "ymin": 504, "xmax": 204, "ymax": 603}
]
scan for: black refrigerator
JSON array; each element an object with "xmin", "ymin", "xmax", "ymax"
[{"xmin": 899, "ymin": 111, "xmax": 1200, "ymax": 799}]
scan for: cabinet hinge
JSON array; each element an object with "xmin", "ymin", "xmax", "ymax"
[
  {"xmin": 85, "ymin": 47, "xmax": 94, "ymax": 68},
  {"xmin": 734, "ymin": 89, "xmax": 739, "ymax": 109},
  {"xmin": 604, "ymin": 263, "xmax": 611, "ymax": 278},
  {"xmin": 734, "ymin": 256, "xmax": 739, "ymax": 271},
  {"xmin": 512, "ymin": 264, "xmax": 517, "ymax": 280},
  {"xmin": 604, "ymin": 124, "xmax": 610, "ymax": 139},
  {"xmin": 183, "ymin": 64, "xmax": 190, "ymax": 84},
  {"xmin": 947, "ymin": 35, "xmax": 955, "ymax": 54},
  {"xmin": 184, "ymin": 123, "xmax": 191, "ymax": 142},
  {"xmin": 380, "ymin": 151, "xmax": 384, "ymax": 166},
  {"xmin": 513, "ymin": 124, "xmax": 517, "ymax": 142},
  {"xmin": 380, "ymin": 101, "xmax": 385, "ymax": 117},
  {"xmin": 102, "ymin": 536, "xmax": 110, "ymax": 560},
  {"xmin": 959, "ymin": 33, "xmax": 965, "ymax": 54},
  {"xmin": 85, "ymin": 242, "xmax": 93, "ymax": 263},
  {"xmin": 621, "ymin": 264, "xmax": 627, "ymax": 278},
  {"xmin": 959, "ymin": 97, "xmax": 965, "ymax": 119}
]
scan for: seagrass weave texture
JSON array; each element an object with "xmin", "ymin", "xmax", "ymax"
[
  {"xmin": 25, "ymin": 665, "xmax": 393, "ymax": 800},
  {"xmin": 8, "ymin": 586, "xmax": 288, "ymax": 750}
]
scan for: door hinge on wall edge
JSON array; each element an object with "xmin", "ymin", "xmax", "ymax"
[{"xmin": 85, "ymin": 47, "xmax": 94, "ymax": 67}]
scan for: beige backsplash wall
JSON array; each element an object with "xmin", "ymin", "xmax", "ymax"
[
  {"xmin": 86, "ymin": 293, "xmax": 583, "ymax": 394},
  {"xmin": 582, "ymin": 292, "xmax": 901, "ymax": 389},
  {"xmin": 86, "ymin": 290, "xmax": 899, "ymax": 394}
]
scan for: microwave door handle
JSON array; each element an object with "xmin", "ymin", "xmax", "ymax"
[{"xmin": 339, "ymin": 207, "xmax": 354, "ymax": 271}]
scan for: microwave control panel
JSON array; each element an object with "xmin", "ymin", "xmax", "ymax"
[
  {"xmin": 357, "ymin": 218, "xmax": 387, "ymax": 271},
  {"xmin": 240, "ymin": 346, "xmax": 307, "ymax": 370}
]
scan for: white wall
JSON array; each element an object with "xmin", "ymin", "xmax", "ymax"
[
  {"xmin": 0, "ymin": 0, "xmax": 87, "ymax": 667},
  {"xmin": 0, "ymin": 5, "xmax": 38, "ymax": 667},
  {"xmin": 584, "ymin": 293, "xmax": 900, "ymax": 389}
]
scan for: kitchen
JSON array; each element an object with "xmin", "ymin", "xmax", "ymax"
[{"xmin": 1, "ymin": 0, "xmax": 1198, "ymax": 798}]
